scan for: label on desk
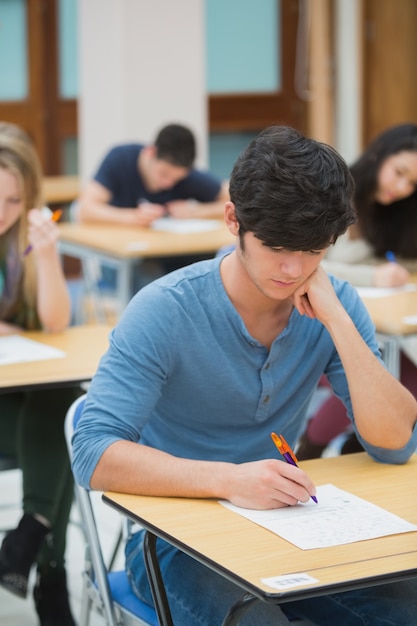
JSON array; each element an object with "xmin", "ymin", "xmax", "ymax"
[{"xmin": 261, "ymin": 573, "xmax": 319, "ymax": 591}]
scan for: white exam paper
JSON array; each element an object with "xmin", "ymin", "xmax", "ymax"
[
  {"xmin": 220, "ymin": 484, "xmax": 417, "ymax": 550},
  {"xmin": 403, "ymin": 314, "xmax": 417, "ymax": 325},
  {"xmin": 356, "ymin": 284, "xmax": 417, "ymax": 299},
  {"xmin": 0, "ymin": 335, "xmax": 66, "ymax": 366},
  {"xmin": 151, "ymin": 218, "xmax": 220, "ymax": 234}
]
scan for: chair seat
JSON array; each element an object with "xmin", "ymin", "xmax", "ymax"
[{"xmin": 108, "ymin": 570, "xmax": 158, "ymax": 626}]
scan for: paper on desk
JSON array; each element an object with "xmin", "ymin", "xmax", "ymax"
[
  {"xmin": 356, "ymin": 284, "xmax": 417, "ymax": 298},
  {"xmin": 403, "ymin": 315, "xmax": 417, "ymax": 325},
  {"xmin": 151, "ymin": 218, "xmax": 220, "ymax": 234},
  {"xmin": 0, "ymin": 335, "xmax": 65, "ymax": 366},
  {"xmin": 220, "ymin": 484, "xmax": 417, "ymax": 550}
]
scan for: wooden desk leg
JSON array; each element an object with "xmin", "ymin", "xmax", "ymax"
[
  {"xmin": 143, "ymin": 531, "xmax": 174, "ymax": 626},
  {"xmin": 221, "ymin": 593, "xmax": 261, "ymax": 625}
]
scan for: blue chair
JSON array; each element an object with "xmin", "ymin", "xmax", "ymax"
[{"xmin": 64, "ymin": 395, "xmax": 158, "ymax": 626}]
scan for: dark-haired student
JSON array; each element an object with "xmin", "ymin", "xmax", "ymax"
[
  {"xmin": 77, "ymin": 122, "xmax": 229, "ymax": 285},
  {"xmin": 72, "ymin": 125, "xmax": 417, "ymax": 626},
  {"xmin": 78, "ymin": 122, "xmax": 229, "ymax": 224}
]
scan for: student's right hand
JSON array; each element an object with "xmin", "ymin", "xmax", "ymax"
[
  {"xmin": 224, "ymin": 458, "xmax": 317, "ymax": 510},
  {"xmin": 373, "ymin": 262, "xmax": 410, "ymax": 287},
  {"xmin": 134, "ymin": 201, "xmax": 166, "ymax": 226}
]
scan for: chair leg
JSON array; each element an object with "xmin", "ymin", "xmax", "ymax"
[
  {"xmin": 107, "ymin": 524, "xmax": 123, "ymax": 571},
  {"xmin": 79, "ymin": 584, "xmax": 92, "ymax": 626}
]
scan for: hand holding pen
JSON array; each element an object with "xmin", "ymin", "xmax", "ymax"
[
  {"xmin": 135, "ymin": 199, "xmax": 166, "ymax": 226},
  {"xmin": 271, "ymin": 432, "xmax": 318, "ymax": 503},
  {"xmin": 385, "ymin": 250, "xmax": 397, "ymax": 263},
  {"xmin": 373, "ymin": 251, "xmax": 410, "ymax": 287},
  {"xmin": 23, "ymin": 208, "xmax": 62, "ymax": 256}
]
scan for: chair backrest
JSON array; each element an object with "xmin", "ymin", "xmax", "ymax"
[{"xmin": 64, "ymin": 394, "xmax": 158, "ymax": 626}]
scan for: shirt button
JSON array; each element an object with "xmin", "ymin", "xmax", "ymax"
[
  {"xmin": 263, "ymin": 395, "xmax": 270, "ymax": 404},
  {"xmin": 264, "ymin": 362, "xmax": 270, "ymax": 370}
]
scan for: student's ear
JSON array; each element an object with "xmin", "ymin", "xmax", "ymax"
[
  {"xmin": 224, "ymin": 202, "xmax": 239, "ymax": 236},
  {"xmin": 143, "ymin": 145, "xmax": 157, "ymax": 160}
]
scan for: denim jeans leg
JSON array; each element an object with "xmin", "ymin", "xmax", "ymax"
[
  {"xmin": 290, "ymin": 578, "xmax": 417, "ymax": 625},
  {"xmin": 125, "ymin": 530, "xmax": 292, "ymax": 626}
]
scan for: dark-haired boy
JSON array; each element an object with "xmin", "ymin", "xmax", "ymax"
[{"xmin": 73, "ymin": 125, "xmax": 417, "ymax": 626}]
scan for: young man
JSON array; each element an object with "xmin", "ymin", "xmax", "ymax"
[
  {"xmin": 78, "ymin": 123, "xmax": 229, "ymax": 225},
  {"xmin": 78, "ymin": 123, "xmax": 230, "ymax": 289},
  {"xmin": 73, "ymin": 126, "xmax": 417, "ymax": 625}
]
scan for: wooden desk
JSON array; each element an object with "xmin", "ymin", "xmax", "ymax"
[
  {"xmin": 360, "ymin": 287, "xmax": 417, "ymax": 377},
  {"xmin": 43, "ymin": 175, "xmax": 80, "ymax": 205},
  {"xmin": 103, "ymin": 453, "xmax": 417, "ymax": 625},
  {"xmin": 58, "ymin": 221, "xmax": 236, "ymax": 314},
  {"xmin": 0, "ymin": 324, "xmax": 111, "ymax": 392}
]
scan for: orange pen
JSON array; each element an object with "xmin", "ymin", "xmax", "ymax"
[
  {"xmin": 271, "ymin": 432, "xmax": 298, "ymax": 464},
  {"xmin": 271, "ymin": 432, "xmax": 318, "ymax": 503}
]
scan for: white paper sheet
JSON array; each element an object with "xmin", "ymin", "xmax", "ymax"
[
  {"xmin": 0, "ymin": 335, "xmax": 66, "ymax": 366},
  {"xmin": 356, "ymin": 284, "xmax": 417, "ymax": 299},
  {"xmin": 151, "ymin": 218, "xmax": 221, "ymax": 234},
  {"xmin": 403, "ymin": 314, "xmax": 417, "ymax": 325},
  {"xmin": 220, "ymin": 484, "xmax": 417, "ymax": 550}
]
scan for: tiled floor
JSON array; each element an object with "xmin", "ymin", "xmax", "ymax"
[{"xmin": 0, "ymin": 468, "xmax": 124, "ymax": 626}]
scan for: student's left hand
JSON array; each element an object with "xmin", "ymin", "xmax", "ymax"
[
  {"xmin": 27, "ymin": 208, "xmax": 59, "ymax": 254},
  {"xmin": 292, "ymin": 265, "xmax": 344, "ymax": 324}
]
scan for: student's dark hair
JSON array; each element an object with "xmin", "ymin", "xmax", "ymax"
[
  {"xmin": 351, "ymin": 123, "xmax": 417, "ymax": 257},
  {"xmin": 229, "ymin": 125, "xmax": 356, "ymax": 250},
  {"xmin": 154, "ymin": 123, "xmax": 196, "ymax": 168}
]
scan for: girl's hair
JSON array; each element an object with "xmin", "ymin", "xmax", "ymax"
[
  {"xmin": 351, "ymin": 123, "xmax": 417, "ymax": 257},
  {"xmin": 0, "ymin": 122, "xmax": 44, "ymax": 312}
]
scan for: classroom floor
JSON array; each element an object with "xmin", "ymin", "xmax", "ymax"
[{"xmin": 0, "ymin": 468, "xmax": 123, "ymax": 626}]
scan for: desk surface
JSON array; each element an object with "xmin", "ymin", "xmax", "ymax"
[
  {"xmin": 104, "ymin": 453, "xmax": 417, "ymax": 602},
  {"xmin": 43, "ymin": 175, "xmax": 80, "ymax": 205},
  {"xmin": 59, "ymin": 221, "xmax": 235, "ymax": 259},
  {"xmin": 360, "ymin": 288, "xmax": 417, "ymax": 335},
  {"xmin": 0, "ymin": 324, "xmax": 111, "ymax": 392}
]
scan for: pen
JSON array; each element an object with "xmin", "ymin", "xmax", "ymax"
[
  {"xmin": 23, "ymin": 209, "xmax": 62, "ymax": 256},
  {"xmin": 271, "ymin": 432, "xmax": 318, "ymax": 503},
  {"xmin": 385, "ymin": 250, "xmax": 397, "ymax": 263}
]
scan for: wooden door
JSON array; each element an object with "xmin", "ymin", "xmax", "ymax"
[
  {"xmin": 362, "ymin": 0, "xmax": 417, "ymax": 144},
  {"xmin": 0, "ymin": 0, "xmax": 77, "ymax": 175}
]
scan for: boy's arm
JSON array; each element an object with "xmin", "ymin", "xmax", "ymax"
[
  {"xmin": 294, "ymin": 266, "xmax": 417, "ymax": 452},
  {"xmin": 77, "ymin": 180, "xmax": 165, "ymax": 226}
]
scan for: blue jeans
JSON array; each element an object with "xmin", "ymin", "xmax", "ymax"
[{"xmin": 126, "ymin": 530, "xmax": 417, "ymax": 626}]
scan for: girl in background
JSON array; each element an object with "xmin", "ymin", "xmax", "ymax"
[
  {"xmin": 0, "ymin": 122, "xmax": 80, "ymax": 625},
  {"xmin": 298, "ymin": 123, "xmax": 417, "ymax": 460}
]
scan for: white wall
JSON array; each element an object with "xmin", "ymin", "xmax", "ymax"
[
  {"xmin": 78, "ymin": 0, "xmax": 207, "ymax": 182},
  {"xmin": 334, "ymin": 0, "xmax": 363, "ymax": 164}
]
